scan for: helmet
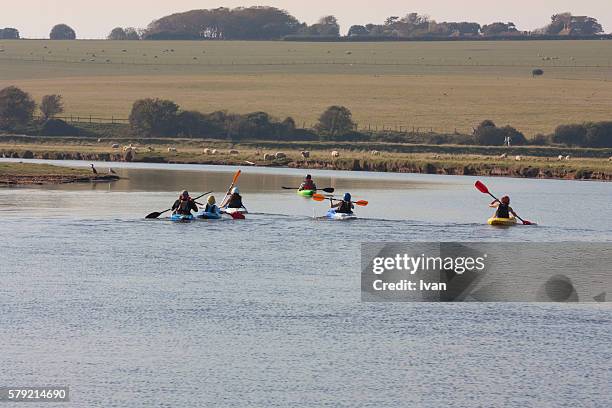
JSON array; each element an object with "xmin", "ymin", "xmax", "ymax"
[
  {"xmin": 207, "ymin": 195, "xmax": 216, "ymax": 205},
  {"xmin": 306, "ymin": 174, "xmax": 312, "ymax": 180},
  {"xmin": 231, "ymin": 187, "xmax": 239, "ymax": 194},
  {"xmin": 180, "ymin": 190, "xmax": 189, "ymax": 198},
  {"xmin": 501, "ymin": 196, "xmax": 510, "ymax": 204},
  {"xmin": 343, "ymin": 193, "xmax": 351, "ymax": 201}
]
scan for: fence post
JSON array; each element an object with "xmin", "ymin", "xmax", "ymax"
[{"xmin": 89, "ymin": 115, "xmax": 92, "ymax": 123}]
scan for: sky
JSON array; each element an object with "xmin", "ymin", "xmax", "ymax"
[{"xmin": 3, "ymin": 0, "xmax": 611, "ymax": 38}]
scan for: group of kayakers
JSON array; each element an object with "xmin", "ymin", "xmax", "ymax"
[
  {"xmin": 171, "ymin": 187, "xmax": 244, "ymax": 216},
  {"xmin": 170, "ymin": 173, "xmax": 521, "ymax": 222}
]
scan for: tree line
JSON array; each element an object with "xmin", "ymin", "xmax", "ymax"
[
  {"xmin": 0, "ymin": 86, "xmax": 610, "ymax": 148},
  {"xmin": 0, "ymin": 10, "xmax": 606, "ymax": 41}
]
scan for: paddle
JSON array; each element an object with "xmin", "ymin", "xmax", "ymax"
[
  {"xmin": 220, "ymin": 169, "xmax": 242, "ymax": 207},
  {"xmin": 145, "ymin": 191, "xmax": 212, "ymax": 219},
  {"xmin": 474, "ymin": 181, "xmax": 536, "ymax": 225},
  {"xmin": 312, "ymin": 193, "xmax": 368, "ymax": 206},
  {"xmin": 282, "ymin": 186, "xmax": 335, "ymax": 193}
]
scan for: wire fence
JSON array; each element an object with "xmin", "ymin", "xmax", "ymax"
[{"xmin": 37, "ymin": 115, "xmax": 129, "ymax": 124}]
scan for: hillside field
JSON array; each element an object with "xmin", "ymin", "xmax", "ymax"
[{"xmin": 1, "ymin": 39, "xmax": 612, "ymax": 135}]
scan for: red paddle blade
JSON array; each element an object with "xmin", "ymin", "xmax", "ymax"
[
  {"xmin": 474, "ymin": 181, "xmax": 489, "ymax": 194},
  {"xmin": 522, "ymin": 220, "xmax": 536, "ymax": 225},
  {"xmin": 355, "ymin": 200, "xmax": 368, "ymax": 206},
  {"xmin": 230, "ymin": 212, "xmax": 245, "ymax": 220},
  {"xmin": 312, "ymin": 194, "xmax": 327, "ymax": 201}
]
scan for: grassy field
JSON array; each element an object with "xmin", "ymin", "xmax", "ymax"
[{"xmin": 1, "ymin": 40, "xmax": 612, "ymax": 135}]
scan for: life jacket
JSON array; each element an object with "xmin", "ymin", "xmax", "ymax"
[
  {"xmin": 176, "ymin": 198, "xmax": 193, "ymax": 215},
  {"xmin": 227, "ymin": 193, "xmax": 243, "ymax": 209},
  {"xmin": 301, "ymin": 180, "xmax": 316, "ymax": 190},
  {"xmin": 336, "ymin": 200, "xmax": 353, "ymax": 214},
  {"xmin": 205, "ymin": 203, "xmax": 218, "ymax": 213},
  {"xmin": 496, "ymin": 203, "xmax": 510, "ymax": 218}
]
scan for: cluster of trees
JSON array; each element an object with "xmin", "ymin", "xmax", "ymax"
[
  {"xmin": 348, "ymin": 12, "xmax": 604, "ymax": 39},
  {"xmin": 129, "ymin": 98, "xmax": 301, "ymax": 140},
  {"xmin": 107, "ymin": 27, "xmax": 141, "ymax": 40},
  {"xmin": 0, "ymin": 86, "xmax": 65, "ymax": 133},
  {"xmin": 142, "ymin": 6, "xmax": 304, "ymax": 40},
  {"xmin": 0, "ymin": 27, "xmax": 20, "ymax": 39}
]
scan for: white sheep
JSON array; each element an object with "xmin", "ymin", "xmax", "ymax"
[
  {"xmin": 558, "ymin": 155, "xmax": 564, "ymax": 161},
  {"xmin": 331, "ymin": 151, "xmax": 340, "ymax": 158},
  {"xmin": 301, "ymin": 151, "xmax": 310, "ymax": 159},
  {"xmin": 565, "ymin": 155, "xmax": 571, "ymax": 160},
  {"xmin": 111, "ymin": 143, "xmax": 120, "ymax": 149},
  {"xmin": 211, "ymin": 149, "xmax": 218, "ymax": 155},
  {"xmin": 167, "ymin": 147, "xmax": 177, "ymax": 153},
  {"xmin": 515, "ymin": 155, "xmax": 522, "ymax": 161},
  {"xmin": 371, "ymin": 150, "xmax": 381, "ymax": 156},
  {"xmin": 499, "ymin": 153, "xmax": 507, "ymax": 159},
  {"xmin": 204, "ymin": 148, "xmax": 212, "ymax": 155}
]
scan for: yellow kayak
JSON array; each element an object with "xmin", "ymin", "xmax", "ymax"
[{"xmin": 487, "ymin": 217, "xmax": 517, "ymax": 226}]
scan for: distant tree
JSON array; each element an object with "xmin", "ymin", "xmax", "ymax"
[
  {"xmin": 302, "ymin": 15, "xmax": 340, "ymax": 36},
  {"xmin": 481, "ymin": 22, "xmax": 518, "ymax": 36},
  {"xmin": 124, "ymin": 27, "xmax": 141, "ymax": 40},
  {"xmin": 543, "ymin": 13, "xmax": 603, "ymax": 36},
  {"xmin": 107, "ymin": 27, "xmax": 127, "ymax": 40},
  {"xmin": 348, "ymin": 25, "xmax": 368, "ymax": 36},
  {"xmin": 129, "ymin": 98, "xmax": 180, "ymax": 137},
  {"xmin": 50, "ymin": 24, "xmax": 76, "ymax": 40},
  {"xmin": 0, "ymin": 27, "xmax": 20, "ymax": 39},
  {"xmin": 0, "ymin": 86, "xmax": 36, "ymax": 130},
  {"xmin": 40, "ymin": 94, "xmax": 64, "ymax": 120},
  {"xmin": 316, "ymin": 106, "xmax": 355, "ymax": 138}
]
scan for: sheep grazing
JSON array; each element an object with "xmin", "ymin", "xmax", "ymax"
[
  {"xmin": 515, "ymin": 155, "xmax": 522, "ymax": 161},
  {"xmin": 331, "ymin": 151, "xmax": 340, "ymax": 158},
  {"xmin": 211, "ymin": 149, "xmax": 218, "ymax": 155},
  {"xmin": 499, "ymin": 153, "xmax": 507, "ymax": 159},
  {"xmin": 204, "ymin": 148, "xmax": 212, "ymax": 155},
  {"xmin": 275, "ymin": 152, "xmax": 287, "ymax": 159},
  {"xmin": 558, "ymin": 155, "xmax": 564, "ymax": 161},
  {"xmin": 263, "ymin": 153, "xmax": 274, "ymax": 161},
  {"xmin": 371, "ymin": 150, "xmax": 380, "ymax": 156},
  {"xmin": 229, "ymin": 149, "xmax": 240, "ymax": 155},
  {"xmin": 167, "ymin": 147, "xmax": 177, "ymax": 153},
  {"xmin": 111, "ymin": 143, "xmax": 120, "ymax": 149},
  {"xmin": 301, "ymin": 151, "xmax": 310, "ymax": 159},
  {"xmin": 609, "ymin": 156, "xmax": 612, "ymax": 161},
  {"xmin": 147, "ymin": 146, "xmax": 154, "ymax": 152},
  {"xmin": 565, "ymin": 155, "xmax": 571, "ymax": 160}
]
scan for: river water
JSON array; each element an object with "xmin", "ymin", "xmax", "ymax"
[{"xmin": 1, "ymin": 159, "xmax": 611, "ymax": 407}]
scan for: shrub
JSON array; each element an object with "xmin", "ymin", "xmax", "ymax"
[
  {"xmin": 0, "ymin": 86, "xmax": 36, "ymax": 130},
  {"xmin": 473, "ymin": 120, "xmax": 526, "ymax": 146},
  {"xmin": 40, "ymin": 119, "xmax": 80, "ymax": 136},
  {"xmin": 129, "ymin": 98, "xmax": 180, "ymax": 137},
  {"xmin": 552, "ymin": 124, "xmax": 587, "ymax": 146}
]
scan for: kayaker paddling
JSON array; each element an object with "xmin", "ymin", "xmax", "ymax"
[
  {"xmin": 299, "ymin": 175, "xmax": 317, "ymax": 192},
  {"xmin": 221, "ymin": 187, "xmax": 245, "ymax": 209},
  {"xmin": 331, "ymin": 193, "xmax": 355, "ymax": 214},
  {"xmin": 489, "ymin": 195, "xmax": 518, "ymax": 219},
  {"xmin": 172, "ymin": 190, "xmax": 198, "ymax": 216}
]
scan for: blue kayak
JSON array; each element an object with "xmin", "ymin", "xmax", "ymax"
[
  {"xmin": 326, "ymin": 209, "xmax": 357, "ymax": 220},
  {"xmin": 195, "ymin": 210, "xmax": 222, "ymax": 220},
  {"xmin": 170, "ymin": 213, "xmax": 195, "ymax": 222}
]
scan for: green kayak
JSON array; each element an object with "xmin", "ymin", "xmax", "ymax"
[{"xmin": 297, "ymin": 189, "xmax": 315, "ymax": 197}]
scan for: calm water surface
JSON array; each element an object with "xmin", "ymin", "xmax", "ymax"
[{"xmin": 1, "ymin": 159, "xmax": 611, "ymax": 407}]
